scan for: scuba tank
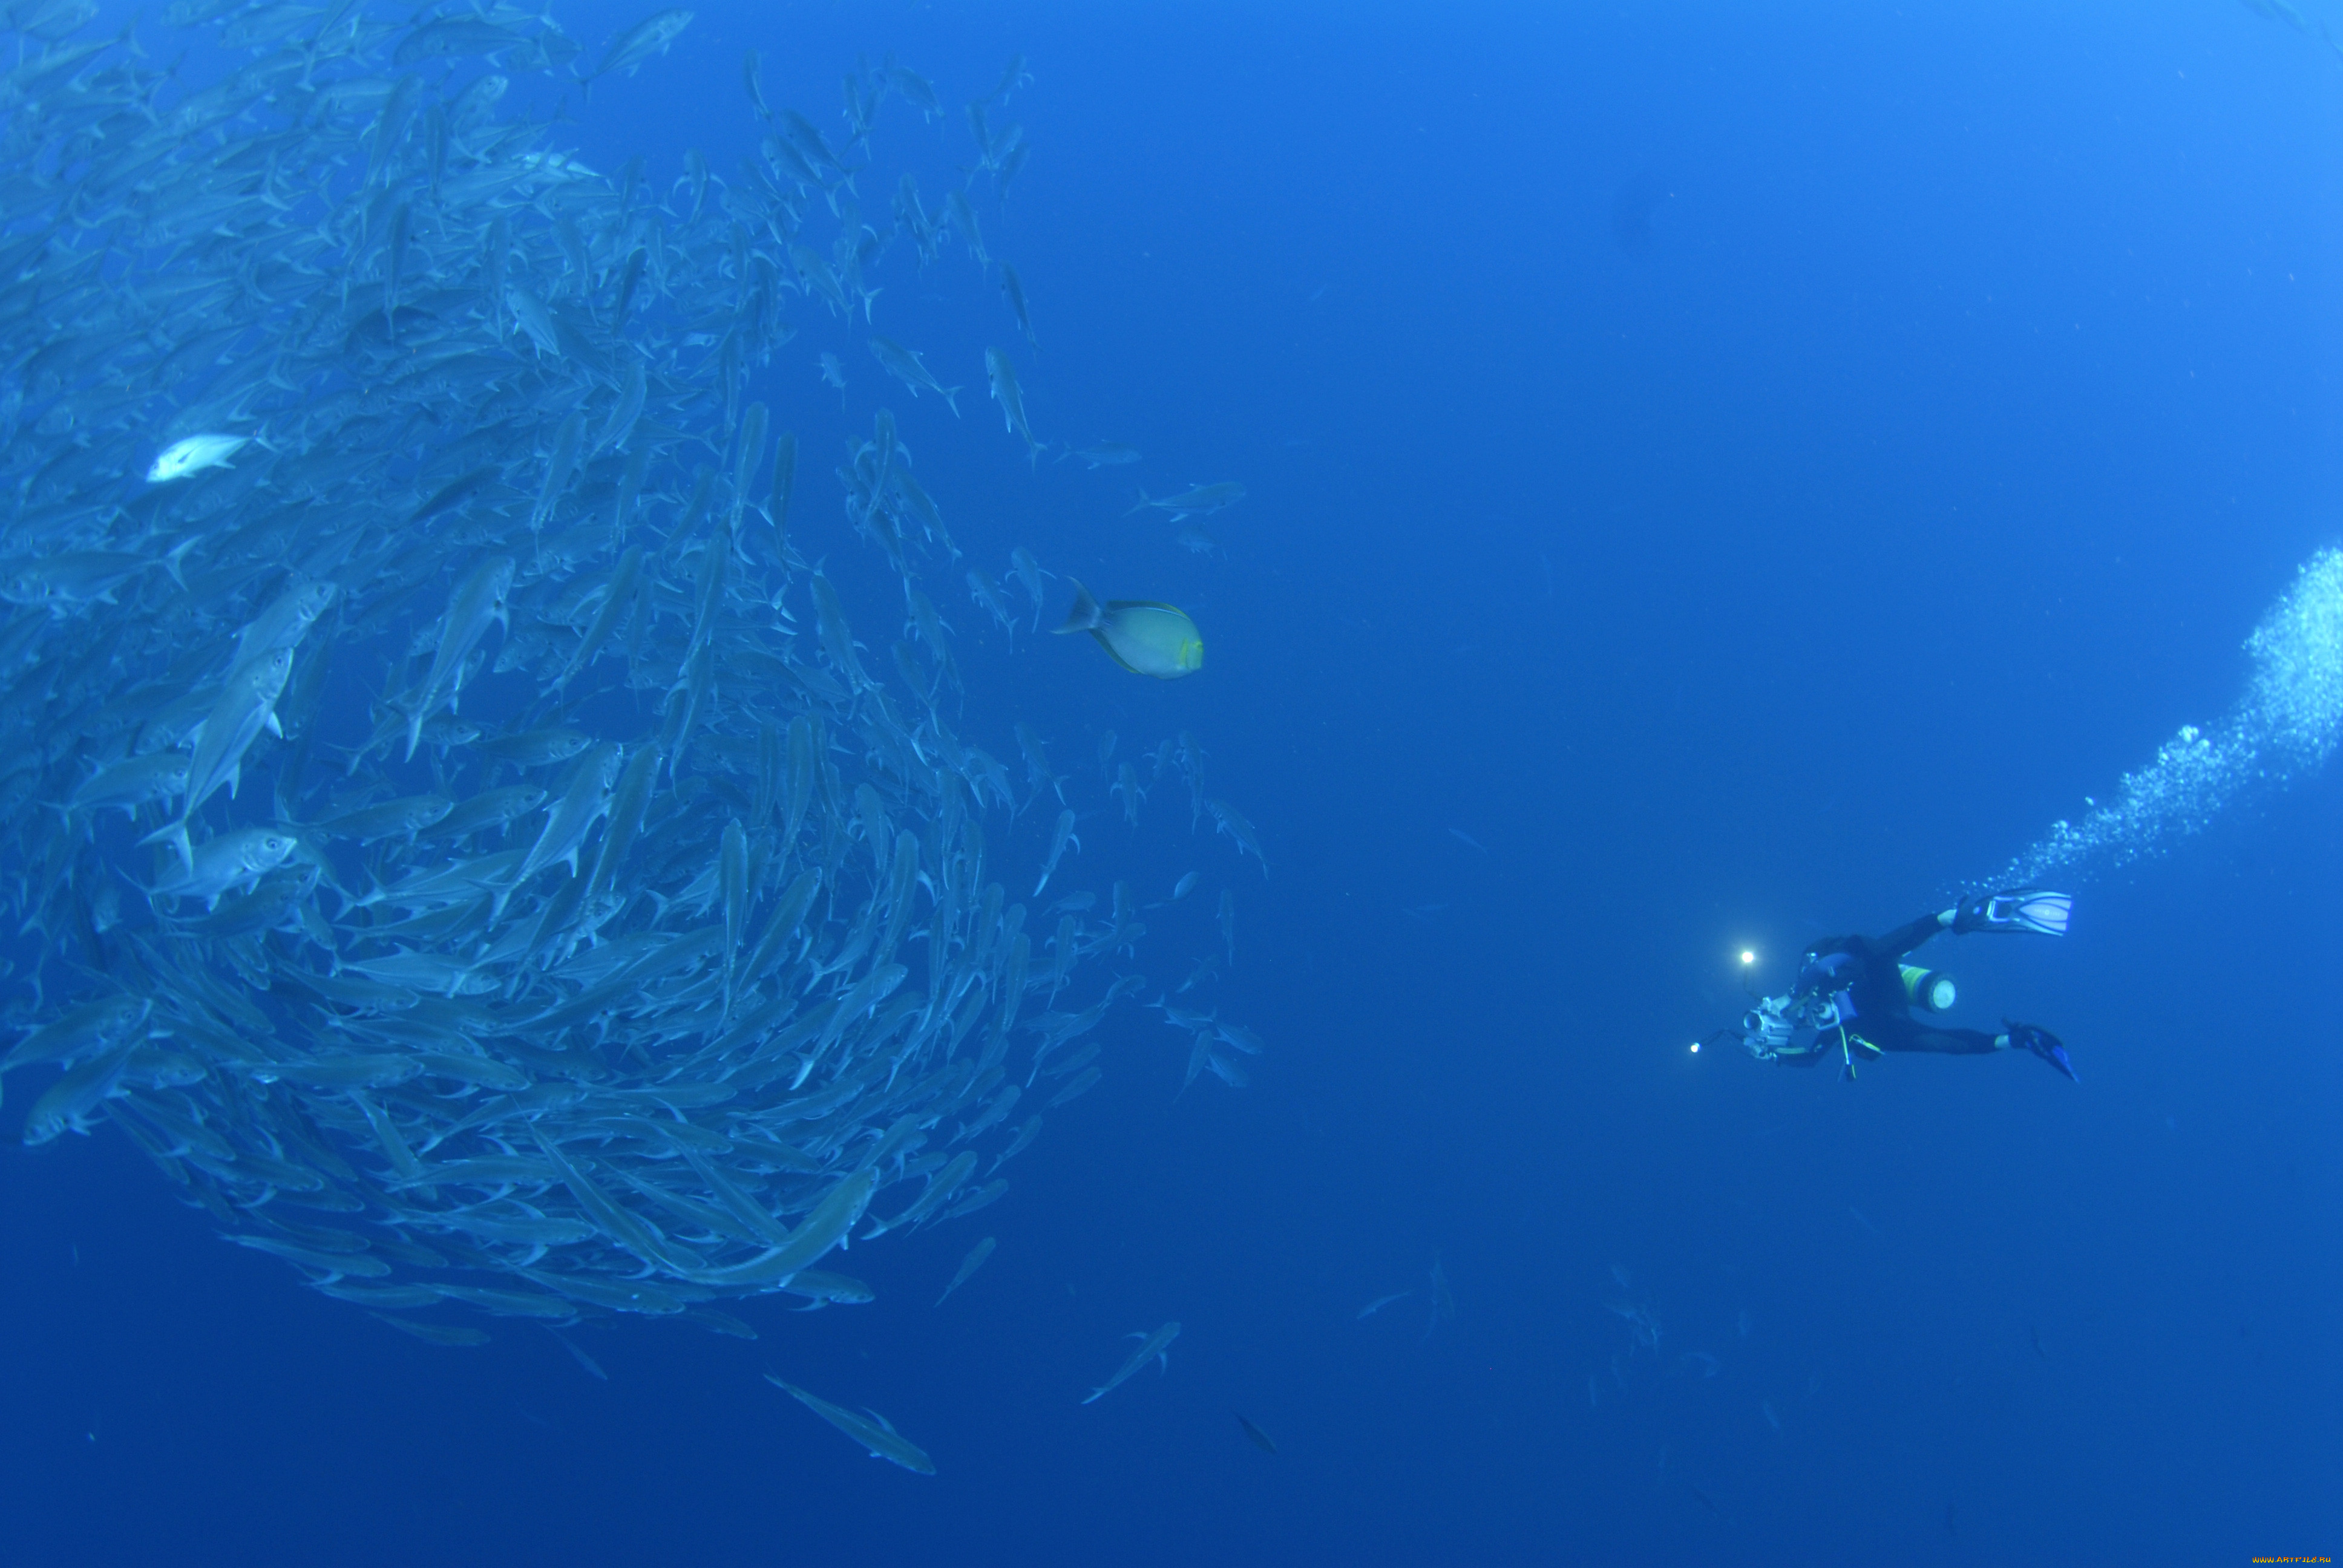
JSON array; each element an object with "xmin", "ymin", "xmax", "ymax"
[{"xmin": 1899, "ymin": 964, "xmax": 1956, "ymax": 1013}]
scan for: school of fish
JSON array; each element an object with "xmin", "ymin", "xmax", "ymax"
[{"xmin": 0, "ymin": 0, "xmax": 1262, "ymax": 1400}]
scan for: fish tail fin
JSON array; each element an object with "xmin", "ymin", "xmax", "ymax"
[
  {"xmin": 137, "ymin": 817, "xmax": 192, "ymax": 870},
  {"xmin": 943, "ymin": 385, "xmax": 962, "ymax": 417},
  {"xmin": 160, "ymin": 535, "xmax": 200, "ymax": 590},
  {"xmin": 1054, "ymin": 580, "xmax": 1101, "ymax": 635},
  {"xmin": 1123, "ymin": 488, "xmax": 1152, "ymax": 516}
]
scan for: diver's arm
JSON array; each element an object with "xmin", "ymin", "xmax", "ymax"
[{"xmin": 1873, "ymin": 911, "xmax": 1953, "ymax": 962}]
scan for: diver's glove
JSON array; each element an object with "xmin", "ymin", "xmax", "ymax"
[
  {"xmin": 1952, "ymin": 888, "xmax": 2073, "ymax": 937},
  {"xmin": 2005, "ymin": 1020, "xmax": 2077, "ymax": 1082}
]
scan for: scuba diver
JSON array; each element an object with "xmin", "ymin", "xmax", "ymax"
[{"xmin": 1714, "ymin": 887, "xmax": 2078, "ymax": 1082}]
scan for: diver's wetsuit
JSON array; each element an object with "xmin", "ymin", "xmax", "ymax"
[{"xmin": 1784, "ymin": 912, "xmax": 1999, "ymax": 1064}]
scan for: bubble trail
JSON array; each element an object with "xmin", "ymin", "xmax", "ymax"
[{"xmin": 1986, "ymin": 546, "xmax": 2343, "ymax": 889}]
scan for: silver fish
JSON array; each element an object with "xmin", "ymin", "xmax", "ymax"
[
  {"xmin": 147, "ymin": 433, "xmax": 249, "ymax": 484},
  {"xmin": 1083, "ymin": 1321, "xmax": 1181, "ymax": 1405},
  {"xmin": 867, "ymin": 336, "xmax": 960, "ymax": 414},
  {"xmin": 935, "ymin": 1235, "xmax": 996, "ymax": 1305},
  {"xmin": 767, "ymin": 1377, "xmax": 934, "ymax": 1474},
  {"xmin": 513, "ymin": 742, "xmax": 621, "ymax": 885},
  {"xmin": 405, "ymin": 555, "xmax": 514, "ymax": 760},
  {"xmin": 145, "ymin": 647, "xmax": 293, "ymax": 865},
  {"xmin": 582, "ymin": 8, "xmax": 694, "ymax": 99},
  {"xmin": 148, "ymin": 828, "xmax": 298, "ymax": 909},
  {"xmin": 985, "ymin": 348, "xmax": 1041, "ymax": 463},
  {"xmin": 1127, "ymin": 482, "xmax": 1244, "ymax": 521},
  {"xmin": 1034, "ymin": 808, "xmax": 1078, "ymax": 896}
]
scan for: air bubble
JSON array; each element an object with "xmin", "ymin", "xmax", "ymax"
[{"xmin": 1982, "ymin": 549, "xmax": 2343, "ymax": 888}]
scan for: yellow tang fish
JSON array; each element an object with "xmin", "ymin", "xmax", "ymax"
[{"xmin": 1054, "ymin": 580, "xmax": 1203, "ymax": 678}]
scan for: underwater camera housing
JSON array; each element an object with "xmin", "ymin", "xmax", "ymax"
[
  {"xmin": 1735, "ymin": 1000, "xmax": 1795, "ymax": 1057},
  {"xmin": 1899, "ymin": 964, "xmax": 1956, "ymax": 1013}
]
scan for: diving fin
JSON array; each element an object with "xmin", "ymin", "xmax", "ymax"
[
  {"xmin": 2006, "ymin": 1020, "xmax": 2077, "ymax": 1082},
  {"xmin": 1953, "ymin": 887, "xmax": 2071, "ymax": 937}
]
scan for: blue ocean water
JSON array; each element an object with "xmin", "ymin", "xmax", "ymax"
[{"xmin": 2, "ymin": 1, "xmax": 2339, "ymax": 1562}]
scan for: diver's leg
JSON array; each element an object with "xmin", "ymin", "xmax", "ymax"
[
  {"xmin": 1867, "ymin": 1016, "xmax": 2003, "ymax": 1056},
  {"xmin": 1872, "ymin": 912, "xmax": 1953, "ymax": 962}
]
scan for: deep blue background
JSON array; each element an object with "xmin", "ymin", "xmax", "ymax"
[{"xmin": 4, "ymin": 1, "xmax": 2340, "ymax": 1561}]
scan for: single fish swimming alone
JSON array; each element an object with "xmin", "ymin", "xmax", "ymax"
[
  {"xmin": 998, "ymin": 262, "xmax": 1037, "ymax": 346},
  {"xmin": 867, "ymin": 336, "xmax": 960, "ymax": 414},
  {"xmin": 1206, "ymin": 798, "xmax": 1267, "ymax": 874},
  {"xmin": 985, "ymin": 347, "xmax": 1042, "ymax": 463},
  {"xmin": 741, "ymin": 46, "xmax": 770, "ymax": 119},
  {"xmin": 1083, "ymin": 1321, "xmax": 1181, "ymax": 1405},
  {"xmin": 372, "ymin": 1316, "xmax": 489, "ymax": 1348},
  {"xmin": 1053, "ymin": 580, "xmax": 1202, "ymax": 679},
  {"xmin": 935, "ymin": 1235, "xmax": 997, "ymax": 1306},
  {"xmin": 767, "ymin": 1376, "xmax": 935, "ymax": 1474},
  {"xmin": 1127, "ymin": 481, "xmax": 1243, "ymax": 521},
  {"xmin": 781, "ymin": 1270, "xmax": 876, "ymax": 1308}
]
